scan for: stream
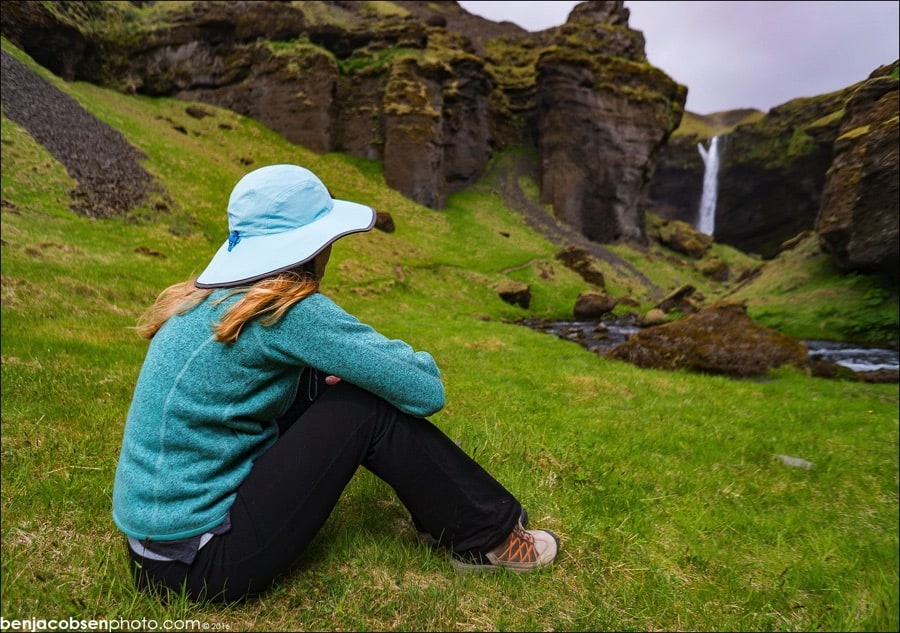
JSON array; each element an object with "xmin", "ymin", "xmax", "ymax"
[{"xmin": 520, "ymin": 319, "xmax": 899, "ymax": 373}]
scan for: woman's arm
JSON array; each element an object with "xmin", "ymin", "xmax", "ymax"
[{"xmin": 261, "ymin": 293, "xmax": 445, "ymax": 417}]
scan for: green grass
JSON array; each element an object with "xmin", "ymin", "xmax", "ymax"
[
  {"xmin": 728, "ymin": 234, "xmax": 900, "ymax": 344},
  {"xmin": 2, "ymin": 39, "xmax": 898, "ymax": 631}
]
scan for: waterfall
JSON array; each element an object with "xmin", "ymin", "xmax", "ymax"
[{"xmin": 696, "ymin": 136, "xmax": 720, "ymax": 236}]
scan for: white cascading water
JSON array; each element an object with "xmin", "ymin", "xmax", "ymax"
[{"xmin": 696, "ymin": 135, "xmax": 720, "ymax": 235}]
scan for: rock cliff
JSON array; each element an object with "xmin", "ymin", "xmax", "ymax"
[
  {"xmin": 816, "ymin": 63, "xmax": 899, "ymax": 281},
  {"xmin": 0, "ymin": 0, "xmax": 684, "ymax": 246},
  {"xmin": 534, "ymin": 2, "xmax": 682, "ymax": 244},
  {"xmin": 2, "ymin": 1, "xmax": 896, "ymax": 283}
]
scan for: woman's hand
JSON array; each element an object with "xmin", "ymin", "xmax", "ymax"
[{"xmin": 324, "ymin": 375, "xmax": 342, "ymax": 385}]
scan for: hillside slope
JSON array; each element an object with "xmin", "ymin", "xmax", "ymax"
[
  {"xmin": 1, "ymin": 36, "xmax": 896, "ymax": 348},
  {"xmin": 2, "ymin": 38, "xmax": 898, "ymax": 633}
]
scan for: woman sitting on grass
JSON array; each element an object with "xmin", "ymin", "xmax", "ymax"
[{"xmin": 111, "ymin": 164, "xmax": 559, "ymax": 603}]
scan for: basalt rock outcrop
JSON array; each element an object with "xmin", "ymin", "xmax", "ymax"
[
  {"xmin": 716, "ymin": 91, "xmax": 855, "ymax": 259},
  {"xmin": 1, "ymin": 0, "xmax": 685, "ymax": 246},
  {"xmin": 535, "ymin": 2, "xmax": 682, "ymax": 244},
  {"xmin": 816, "ymin": 63, "xmax": 900, "ymax": 282}
]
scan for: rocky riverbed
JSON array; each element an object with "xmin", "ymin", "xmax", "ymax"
[{"xmin": 519, "ymin": 315, "xmax": 899, "ymax": 383}]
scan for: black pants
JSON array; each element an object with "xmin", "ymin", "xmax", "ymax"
[{"xmin": 128, "ymin": 379, "xmax": 522, "ymax": 602}]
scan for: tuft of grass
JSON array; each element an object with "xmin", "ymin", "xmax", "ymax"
[{"xmin": 2, "ymin": 38, "xmax": 898, "ymax": 632}]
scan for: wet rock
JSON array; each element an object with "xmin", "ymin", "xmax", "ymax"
[
  {"xmin": 573, "ymin": 291, "xmax": 617, "ymax": 319},
  {"xmin": 853, "ymin": 368, "xmax": 900, "ymax": 384},
  {"xmin": 808, "ymin": 359, "xmax": 858, "ymax": 380}
]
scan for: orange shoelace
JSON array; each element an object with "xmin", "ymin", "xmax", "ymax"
[{"xmin": 494, "ymin": 525, "xmax": 538, "ymax": 563}]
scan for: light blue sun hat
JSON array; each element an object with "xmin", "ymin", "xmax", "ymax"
[{"xmin": 195, "ymin": 164, "xmax": 376, "ymax": 288}]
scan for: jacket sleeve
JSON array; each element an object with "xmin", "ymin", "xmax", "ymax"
[{"xmin": 258, "ymin": 293, "xmax": 445, "ymax": 417}]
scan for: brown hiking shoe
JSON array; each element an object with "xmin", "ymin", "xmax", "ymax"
[{"xmin": 451, "ymin": 520, "xmax": 559, "ymax": 573}]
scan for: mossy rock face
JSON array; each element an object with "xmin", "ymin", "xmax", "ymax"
[
  {"xmin": 816, "ymin": 63, "xmax": 899, "ymax": 281},
  {"xmin": 639, "ymin": 308, "xmax": 668, "ymax": 327},
  {"xmin": 648, "ymin": 63, "xmax": 894, "ymax": 266},
  {"xmin": 606, "ymin": 300, "xmax": 808, "ymax": 377},
  {"xmin": 655, "ymin": 283, "xmax": 701, "ymax": 314},
  {"xmin": 3, "ymin": 0, "xmax": 895, "ymax": 281}
]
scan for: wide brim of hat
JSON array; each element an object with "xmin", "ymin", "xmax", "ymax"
[{"xmin": 195, "ymin": 199, "xmax": 376, "ymax": 288}]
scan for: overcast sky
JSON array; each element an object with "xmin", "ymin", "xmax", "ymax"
[{"xmin": 457, "ymin": 1, "xmax": 900, "ymax": 114}]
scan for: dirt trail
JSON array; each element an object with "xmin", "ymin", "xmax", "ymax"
[
  {"xmin": 490, "ymin": 153, "xmax": 663, "ymax": 299},
  {"xmin": 1, "ymin": 49, "xmax": 158, "ymax": 218}
]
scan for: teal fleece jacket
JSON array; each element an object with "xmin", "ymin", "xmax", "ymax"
[{"xmin": 112, "ymin": 290, "xmax": 444, "ymax": 541}]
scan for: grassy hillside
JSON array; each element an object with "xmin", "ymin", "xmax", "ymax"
[
  {"xmin": 673, "ymin": 109, "xmax": 766, "ymax": 139},
  {"xmin": 2, "ymin": 39, "xmax": 898, "ymax": 632}
]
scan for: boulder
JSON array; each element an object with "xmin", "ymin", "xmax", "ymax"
[
  {"xmin": 655, "ymin": 283, "xmax": 700, "ymax": 314},
  {"xmin": 374, "ymin": 210, "xmax": 395, "ymax": 233},
  {"xmin": 649, "ymin": 218, "xmax": 713, "ymax": 258},
  {"xmin": 573, "ymin": 291, "xmax": 617, "ymax": 319},
  {"xmin": 638, "ymin": 308, "xmax": 668, "ymax": 327},
  {"xmin": 493, "ymin": 279, "xmax": 531, "ymax": 309},
  {"xmin": 606, "ymin": 300, "xmax": 808, "ymax": 377},
  {"xmin": 537, "ymin": 45, "xmax": 685, "ymax": 245},
  {"xmin": 694, "ymin": 255, "xmax": 729, "ymax": 282}
]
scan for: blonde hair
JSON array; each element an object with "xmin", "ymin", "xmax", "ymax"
[{"xmin": 135, "ymin": 272, "xmax": 319, "ymax": 344}]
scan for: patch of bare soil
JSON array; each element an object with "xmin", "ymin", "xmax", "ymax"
[{"xmin": 1, "ymin": 49, "xmax": 161, "ymax": 219}]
